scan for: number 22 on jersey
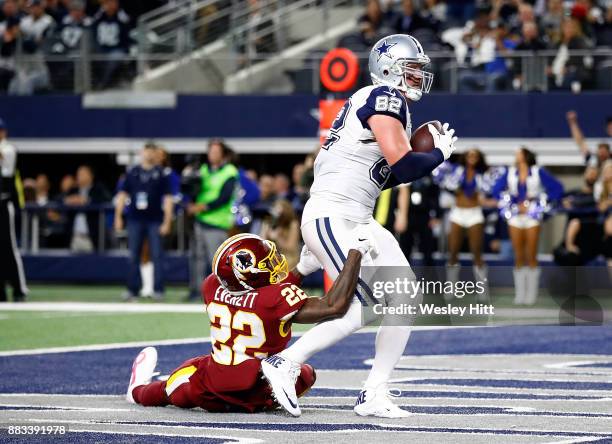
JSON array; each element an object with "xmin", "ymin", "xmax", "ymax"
[{"xmin": 207, "ymin": 302, "xmax": 266, "ymax": 365}]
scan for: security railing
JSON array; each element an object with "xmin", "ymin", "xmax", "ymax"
[
  {"xmin": 136, "ymin": 0, "xmax": 363, "ymax": 56},
  {"xmin": 20, "ymin": 203, "xmax": 190, "ymax": 254},
  {"xmin": 1, "ymin": 49, "xmax": 610, "ymax": 95}
]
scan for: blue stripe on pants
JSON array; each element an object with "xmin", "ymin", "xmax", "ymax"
[{"xmin": 315, "ymin": 218, "xmax": 366, "ymax": 305}]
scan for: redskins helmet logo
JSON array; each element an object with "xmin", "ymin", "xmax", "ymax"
[{"xmin": 232, "ymin": 249, "xmax": 256, "ymax": 274}]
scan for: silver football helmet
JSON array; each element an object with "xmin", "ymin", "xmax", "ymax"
[{"xmin": 368, "ymin": 34, "xmax": 433, "ymax": 102}]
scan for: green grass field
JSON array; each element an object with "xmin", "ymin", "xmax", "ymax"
[
  {"xmin": 0, "ymin": 285, "xmax": 315, "ymax": 351},
  {"xmin": 1, "ymin": 284, "xmax": 608, "ymax": 352}
]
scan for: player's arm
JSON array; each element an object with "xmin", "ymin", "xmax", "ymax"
[
  {"xmin": 370, "ymin": 115, "xmax": 455, "ymax": 184},
  {"xmin": 291, "ymin": 249, "xmax": 362, "ymax": 324}
]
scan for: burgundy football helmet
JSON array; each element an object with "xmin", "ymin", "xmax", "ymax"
[{"xmin": 212, "ymin": 233, "xmax": 289, "ymax": 294}]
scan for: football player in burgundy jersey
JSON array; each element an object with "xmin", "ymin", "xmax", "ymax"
[{"xmin": 126, "ymin": 233, "xmax": 366, "ymax": 414}]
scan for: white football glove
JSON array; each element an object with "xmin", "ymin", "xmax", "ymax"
[
  {"xmin": 428, "ymin": 122, "xmax": 458, "ymax": 161},
  {"xmin": 352, "ymin": 227, "xmax": 379, "ymax": 258},
  {"xmin": 296, "ymin": 244, "xmax": 322, "ymax": 276}
]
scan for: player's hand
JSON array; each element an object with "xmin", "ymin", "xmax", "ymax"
[
  {"xmin": 429, "ymin": 122, "xmax": 457, "ymax": 160},
  {"xmin": 296, "ymin": 245, "xmax": 322, "ymax": 276},
  {"xmin": 353, "ymin": 227, "xmax": 378, "ymax": 257}
]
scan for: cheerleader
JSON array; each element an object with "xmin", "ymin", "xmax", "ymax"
[
  {"xmin": 436, "ymin": 149, "xmax": 490, "ymax": 299},
  {"xmin": 491, "ymin": 147, "xmax": 564, "ymax": 305}
]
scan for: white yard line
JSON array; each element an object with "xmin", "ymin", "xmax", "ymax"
[
  {"xmin": 0, "ymin": 302, "xmax": 206, "ymax": 313},
  {"xmin": 0, "ymin": 337, "xmax": 212, "ymax": 357}
]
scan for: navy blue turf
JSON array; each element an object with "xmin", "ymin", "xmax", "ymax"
[{"xmin": 1, "ymin": 326, "xmax": 612, "ymax": 395}]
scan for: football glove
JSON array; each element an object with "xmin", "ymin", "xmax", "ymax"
[
  {"xmin": 429, "ymin": 122, "xmax": 458, "ymax": 161},
  {"xmin": 296, "ymin": 245, "xmax": 322, "ymax": 276}
]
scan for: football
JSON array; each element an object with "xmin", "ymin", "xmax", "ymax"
[{"xmin": 409, "ymin": 120, "xmax": 444, "ymax": 153}]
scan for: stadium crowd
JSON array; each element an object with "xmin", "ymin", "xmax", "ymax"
[
  {"xmin": 1, "ymin": 0, "xmax": 611, "ymax": 94},
  {"xmin": 340, "ymin": 0, "xmax": 612, "ymax": 91},
  {"xmin": 0, "ymin": 0, "xmax": 168, "ymax": 93}
]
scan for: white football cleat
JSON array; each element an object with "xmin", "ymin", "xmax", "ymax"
[
  {"xmin": 261, "ymin": 355, "xmax": 302, "ymax": 417},
  {"xmin": 126, "ymin": 346, "xmax": 158, "ymax": 403},
  {"xmin": 354, "ymin": 385, "xmax": 411, "ymax": 418}
]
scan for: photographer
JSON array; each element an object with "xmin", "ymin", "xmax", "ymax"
[{"xmin": 185, "ymin": 139, "xmax": 238, "ymax": 301}]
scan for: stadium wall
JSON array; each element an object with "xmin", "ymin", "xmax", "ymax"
[{"xmin": 3, "ymin": 93, "xmax": 610, "ymax": 139}]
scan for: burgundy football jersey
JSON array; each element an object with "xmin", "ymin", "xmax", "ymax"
[{"xmin": 201, "ymin": 273, "xmax": 308, "ymax": 367}]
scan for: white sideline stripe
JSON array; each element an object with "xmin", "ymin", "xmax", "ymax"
[
  {"xmin": 0, "ymin": 302, "xmax": 206, "ymax": 313},
  {"xmin": 0, "ymin": 404, "xmax": 133, "ymax": 412},
  {"xmin": 0, "ymin": 337, "xmax": 212, "ymax": 357}
]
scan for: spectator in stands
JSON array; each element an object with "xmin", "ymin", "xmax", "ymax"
[
  {"xmin": 459, "ymin": 16, "xmax": 516, "ymax": 92},
  {"xmin": 515, "ymin": 21, "xmax": 548, "ymax": 51},
  {"xmin": 53, "ymin": 0, "xmax": 90, "ymax": 54},
  {"xmin": 566, "ymin": 110, "xmax": 611, "ymax": 167},
  {"xmin": 186, "ymin": 139, "xmax": 238, "ymax": 301},
  {"xmin": 541, "ymin": 0, "xmax": 564, "ymax": 45},
  {"xmin": 391, "ymin": 0, "xmax": 438, "ymax": 35},
  {"xmin": 45, "ymin": 0, "xmax": 68, "ymax": 23},
  {"xmin": 358, "ymin": 0, "xmax": 386, "ymax": 46},
  {"xmin": 446, "ymin": 0, "xmax": 476, "ymax": 27},
  {"xmin": 47, "ymin": 0, "xmax": 90, "ymax": 90},
  {"xmin": 508, "ymin": 3, "xmax": 540, "ymax": 40},
  {"xmin": 260, "ymin": 199, "xmax": 300, "ymax": 268},
  {"xmin": 0, "ymin": 1, "xmax": 20, "ymax": 92},
  {"xmin": 594, "ymin": 4, "xmax": 612, "ymax": 46},
  {"xmin": 114, "ymin": 143, "xmax": 174, "ymax": 301},
  {"xmin": 549, "ymin": 17, "xmax": 593, "ymax": 91},
  {"xmin": 64, "ymin": 165, "xmax": 111, "ymax": 252},
  {"xmin": 91, "ymin": 0, "xmax": 131, "ymax": 89},
  {"xmin": 10, "ymin": 0, "xmax": 54, "ymax": 95},
  {"xmin": 512, "ymin": 21, "xmax": 548, "ymax": 90},
  {"xmin": 422, "ymin": 0, "xmax": 447, "ymax": 26}
]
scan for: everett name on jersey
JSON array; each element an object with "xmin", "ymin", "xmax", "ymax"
[{"xmin": 303, "ymin": 85, "xmax": 412, "ymax": 225}]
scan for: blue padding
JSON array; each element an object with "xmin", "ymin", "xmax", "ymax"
[
  {"xmin": 1, "ymin": 93, "xmax": 610, "ymax": 138},
  {"xmin": 22, "ymin": 253, "xmax": 324, "ymax": 285}
]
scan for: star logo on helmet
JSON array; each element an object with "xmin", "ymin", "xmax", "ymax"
[{"xmin": 374, "ymin": 40, "xmax": 397, "ymax": 61}]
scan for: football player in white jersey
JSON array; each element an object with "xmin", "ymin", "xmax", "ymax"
[{"xmin": 261, "ymin": 34, "xmax": 458, "ymax": 418}]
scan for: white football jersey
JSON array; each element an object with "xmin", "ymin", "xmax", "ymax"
[{"xmin": 302, "ymin": 85, "xmax": 411, "ymax": 225}]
